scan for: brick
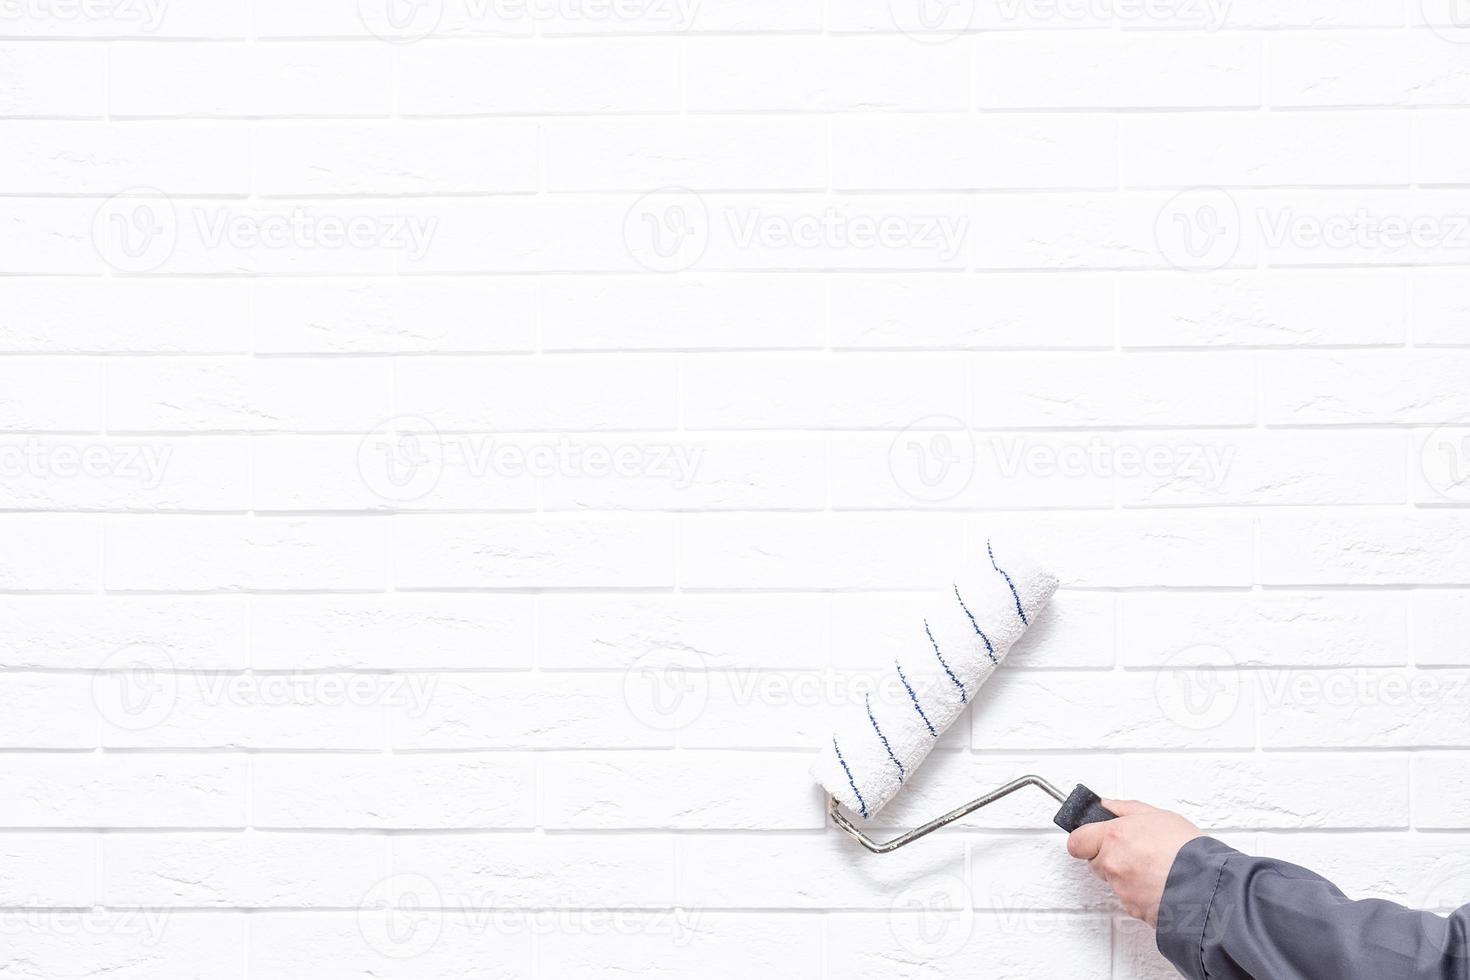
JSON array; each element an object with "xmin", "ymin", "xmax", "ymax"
[
  {"xmin": 969, "ymin": 353, "xmax": 1257, "ymax": 427},
  {"xmin": 253, "ymin": 755, "xmax": 535, "ymax": 829},
  {"xmin": 0, "ymin": 201, "xmax": 102, "ymax": 273},
  {"xmin": 249, "ymin": 594, "xmax": 533, "ymax": 670},
  {"xmin": 1270, "ymin": 33, "xmax": 1470, "ymax": 107},
  {"xmin": 540, "ymin": 276, "xmax": 826, "ymax": 351},
  {"xmin": 1120, "ymin": 270, "xmax": 1408, "ymax": 348},
  {"xmin": 540, "ymin": 752, "xmax": 821, "ymax": 829},
  {"xmin": 833, "ymin": 114, "xmax": 1118, "ymax": 190},
  {"xmin": 683, "ymin": 354, "xmax": 966, "ymax": 429},
  {"xmin": 976, "ymin": 33, "xmax": 1261, "ymax": 109},
  {"xmin": 1264, "ymin": 351, "xmax": 1470, "ymax": 425},
  {"xmin": 0, "ymin": 356, "xmax": 102, "ymax": 430},
  {"xmin": 0, "ymin": 435, "xmax": 249, "ymax": 511},
  {"xmin": 0, "ymin": 279, "xmax": 252, "ymax": 353},
  {"xmin": 0, "ymin": 0, "xmax": 247, "ymax": 36},
  {"xmin": 0, "ymin": 673, "xmax": 93, "ymax": 747},
  {"xmin": 679, "ymin": 833, "xmax": 966, "ymax": 907},
  {"xmin": 396, "ymin": 355, "xmax": 677, "ymax": 430},
  {"xmin": 388, "ymin": 834, "xmax": 676, "ymax": 907},
  {"xmin": 106, "ymin": 357, "xmax": 392, "ymax": 433},
  {"xmin": 687, "ymin": 37, "xmax": 970, "ymax": 112},
  {"xmin": 254, "ymin": 120, "xmax": 539, "ymax": 196},
  {"xmin": 251, "ymin": 434, "xmax": 539, "ymax": 513},
  {"xmin": 104, "ymin": 833, "xmax": 387, "ymax": 907},
  {"xmin": 398, "ymin": 38, "xmax": 681, "ymax": 115},
  {"xmin": 539, "ymin": 432, "xmax": 826, "ymax": 511},
  {"xmin": 1412, "ymin": 269, "xmax": 1470, "ymax": 346},
  {"xmin": 1120, "ymin": 591, "xmax": 1409, "ymax": 669},
  {"xmin": 393, "ymin": 514, "xmax": 676, "ymax": 589},
  {"xmin": 1122, "ymin": 111, "xmax": 1410, "ymax": 187},
  {"xmin": 680, "ymin": 514, "xmax": 965, "ymax": 590},
  {"xmin": 1257, "ymin": 668, "xmax": 1470, "ymax": 748},
  {"xmin": 1260, "ymin": 513, "xmax": 1470, "ymax": 585},
  {"xmin": 542, "ymin": 914, "xmax": 820, "ymax": 980},
  {"xmin": 0, "ymin": 43, "xmax": 103, "ymax": 117},
  {"xmin": 251, "ymin": 278, "xmax": 537, "ymax": 354},
  {"xmin": 390, "ymin": 672, "xmax": 673, "ymax": 749},
  {"xmin": 1415, "ymin": 590, "xmax": 1470, "ymax": 666},
  {"xmin": 251, "ymin": 912, "xmax": 530, "ymax": 980},
  {"xmin": 1116, "ymin": 430, "xmax": 1407, "ymax": 507},
  {"xmin": 0, "ymin": 515, "xmax": 100, "ymax": 591},
  {"xmin": 968, "ymin": 512, "xmax": 1256, "ymax": 588},
  {"xmin": 830, "ymin": 274, "xmax": 1115, "ymax": 350},
  {"xmin": 0, "ymin": 913, "xmax": 244, "ymax": 979},
  {"xmin": 0, "ymin": 595, "xmax": 247, "ymax": 670},
  {"xmin": 0, "ymin": 834, "xmax": 96, "ymax": 906},
  {"xmin": 831, "ymin": 430, "xmax": 1115, "ymax": 511},
  {"xmin": 536, "ymin": 594, "xmax": 830, "ymax": 670},
  {"xmin": 104, "ymin": 516, "xmax": 388, "ymax": 592},
  {"xmin": 109, "ymin": 43, "xmax": 391, "ymax": 117},
  {"xmin": 1121, "ymin": 753, "xmax": 1409, "ymax": 828},
  {"xmin": 0, "ymin": 756, "xmax": 246, "ymax": 828},
  {"xmin": 544, "ymin": 118, "xmax": 826, "ymax": 191},
  {"xmin": 1246, "ymin": 190, "xmax": 1470, "ymax": 267},
  {"xmin": 971, "ymin": 669, "xmax": 1255, "ymax": 751},
  {"xmin": 0, "ymin": 121, "xmax": 251, "ymax": 193},
  {"xmin": 99, "ymin": 671, "xmax": 390, "ymax": 750},
  {"xmin": 1415, "ymin": 754, "xmax": 1470, "ymax": 828}
]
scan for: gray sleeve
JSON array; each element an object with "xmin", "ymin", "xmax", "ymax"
[{"xmin": 1155, "ymin": 837, "xmax": 1470, "ymax": 980}]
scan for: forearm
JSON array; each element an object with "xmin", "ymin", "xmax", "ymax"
[{"xmin": 1157, "ymin": 838, "xmax": 1470, "ymax": 980}]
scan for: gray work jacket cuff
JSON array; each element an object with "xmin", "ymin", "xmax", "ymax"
[{"xmin": 1156, "ymin": 836, "xmax": 1238, "ymax": 980}]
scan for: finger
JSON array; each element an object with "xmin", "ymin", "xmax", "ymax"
[
  {"xmin": 1086, "ymin": 856, "xmax": 1111, "ymax": 883},
  {"xmin": 1066, "ymin": 820, "xmax": 1109, "ymax": 861},
  {"xmin": 1100, "ymin": 799, "xmax": 1155, "ymax": 817}
]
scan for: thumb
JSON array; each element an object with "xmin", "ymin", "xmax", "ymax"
[
  {"xmin": 1101, "ymin": 799, "xmax": 1156, "ymax": 817},
  {"xmin": 1066, "ymin": 819, "xmax": 1109, "ymax": 861}
]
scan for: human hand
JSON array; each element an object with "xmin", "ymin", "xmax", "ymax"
[{"xmin": 1065, "ymin": 800, "xmax": 1204, "ymax": 926}]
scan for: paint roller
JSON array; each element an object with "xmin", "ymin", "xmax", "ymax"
[{"xmin": 811, "ymin": 538, "xmax": 1116, "ymax": 853}]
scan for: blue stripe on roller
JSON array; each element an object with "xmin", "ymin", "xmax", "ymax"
[
  {"xmin": 865, "ymin": 694, "xmax": 906, "ymax": 780},
  {"xmin": 894, "ymin": 660, "xmax": 936, "ymax": 737},
  {"xmin": 953, "ymin": 583, "xmax": 997, "ymax": 665},
  {"xmin": 925, "ymin": 619, "xmax": 967, "ymax": 704},
  {"xmin": 831, "ymin": 736, "xmax": 868, "ymax": 819},
  {"xmin": 988, "ymin": 538, "xmax": 1028, "ymax": 626}
]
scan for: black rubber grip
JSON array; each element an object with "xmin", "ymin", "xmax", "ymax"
[{"xmin": 1053, "ymin": 784, "xmax": 1117, "ymax": 833}]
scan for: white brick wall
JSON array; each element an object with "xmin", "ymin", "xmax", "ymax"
[{"xmin": 1, "ymin": 3, "xmax": 1468, "ymax": 977}]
